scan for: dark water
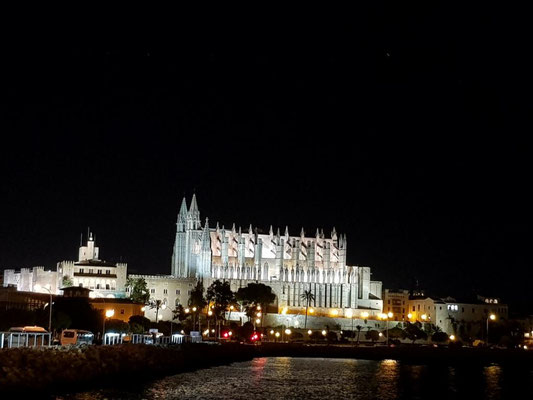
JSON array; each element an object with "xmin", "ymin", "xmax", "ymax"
[{"xmin": 56, "ymin": 357, "xmax": 533, "ymax": 400}]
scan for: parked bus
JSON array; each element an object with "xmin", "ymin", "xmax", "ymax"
[{"xmin": 60, "ymin": 329, "xmax": 94, "ymax": 346}]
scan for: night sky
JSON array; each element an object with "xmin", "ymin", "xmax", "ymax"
[{"xmin": 2, "ymin": 7, "xmax": 531, "ymax": 314}]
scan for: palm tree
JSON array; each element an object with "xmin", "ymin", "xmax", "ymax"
[{"xmin": 300, "ymin": 289, "xmax": 316, "ymax": 329}]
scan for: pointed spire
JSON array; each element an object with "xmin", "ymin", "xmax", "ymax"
[
  {"xmin": 285, "ymin": 226, "xmax": 289, "ymax": 238},
  {"xmin": 178, "ymin": 196, "xmax": 188, "ymax": 217},
  {"xmin": 300, "ymin": 227, "xmax": 305, "ymax": 238},
  {"xmin": 189, "ymin": 193, "xmax": 199, "ymax": 213},
  {"xmin": 331, "ymin": 227, "xmax": 337, "ymax": 240},
  {"xmin": 269, "ymin": 225, "xmax": 273, "ymax": 236},
  {"xmin": 238, "ymin": 226, "xmax": 242, "ymax": 235},
  {"xmin": 316, "ymin": 228, "xmax": 320, "ymax": 238},
  {"xmin": 276, "ymin": 227, "xmax": 280, "ymax": 238},
  {"xmin": 216, "ymin": 222, "xmax": 220, "ymax": 232},
  {"xmin": 232, "ymin": 223, "xmax": 236, "ymax": 234},
  {"xmin": 249, "ymin": 224, "xmax": 253, "ymax": 235}
]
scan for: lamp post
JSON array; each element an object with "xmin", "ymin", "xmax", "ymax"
[
  {"xmin": 102, "ymin": 309, "xmax": 115, "ymax": 343},
  {"xmin": 35, "ymin": 285, "xmax": 52, "ymax": 333},
  {"xmin": 486, "ymin": 314, "xmax": 496, "ymax": 344},
  {"xmin": 387, "ymin": 312, "xmax": 393, "ymax": 346}
]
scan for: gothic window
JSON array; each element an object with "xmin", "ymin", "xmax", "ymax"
[
  {"xmin": 163, "ymin": 289, "xmax": 168, "ymax": 295},
  {"xmin": 176, "ymin": 289, "xmax": 181, "ymax": 295},
  {"xmin": 106, "ymin": 284, "xmax": 110, "ymax": 290},
  {"xmin": 150, "ymin": 288, "xmax": 155, "ymax": 294},
  {"xmin": 79, "ymin": 268, "xmax": 84, "ymax": 274},
  {"xmin": 98, "ymin": 270, "xmax": 102, "ymax": 274},
  {"xmin": 106, "ymin": 270, "xmax": 110, "ymax": 274}
]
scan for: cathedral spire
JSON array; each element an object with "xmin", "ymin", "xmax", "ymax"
[
  {"xmin": 285, "ymin": 226, "xmax": 289, "ymax": 238},
  {"xmin": 178, "ymin": 196, "xmax": 188, "ymax": 218},
  {"xmin": 300, "ymin": 227, "xmax": 305, "ymax": 238},
  {"xmin": 269, "ymin": 225, "xmax": 273, "ymax": 236},
  {"xmin": 189, "ymin": 193, "xmax": 199, "ymax": 213}
]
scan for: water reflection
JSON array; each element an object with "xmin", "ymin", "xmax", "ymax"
[{"xmin": 57, "ymin": 357, "xmax": 533, "ymax": 400}]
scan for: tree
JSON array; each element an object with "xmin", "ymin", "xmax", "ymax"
[
  {"xmin": 365, "ymin": 329, "xmax": 380, "ymax": 343},
  {"xmin": 129, "ymin": 315, "xmax": 151, "ymax": 332},
  {"xmin": 431, "ymin": 331, "xmax": 449, "ymax": 343},
  {"xmin": 61, "ymin": 275, "xmax": 73, "ymax": 288},
  {"xmin": 403, "ymin": 322, "xmax": 428, "ymax": 344},
  {"xmin": 300, "ymin": 289, "xmax": 315, "ymax": 329},
  {"xmin": 105, "ymin": 318, "xmax": 129, "ymax": 333},
  {"xmin": 206, "ymin": 280, "xmax": 235, "ymax": 337},
  {"xmin": 125, "ymin": 277, "xmax": 150, "ymax": 304},
  {"xmin": 149, "ymin": 299, "xmax": 165, "ymax": 322},
  {"xmin": 188, "ymin": 280, "xmax": 207, "ymax": 331},
  {"xmin": 235, "ymin": 283, "xmax": 276, "ymax": 321}
]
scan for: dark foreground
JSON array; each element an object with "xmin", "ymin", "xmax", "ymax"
[{"xmin": 1, "ymin": 343, "xmax": 532, "ymax": 396}]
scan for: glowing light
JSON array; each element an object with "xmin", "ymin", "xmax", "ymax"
[
  {"xmin": 489, "ymin": 314, "xmax": 496, "ymax": 321},
  {"xmin": 294, "ymin": 320, "xmax": 299, "ymax": 326},
  {"xmin": 230, "ymin": 305, "xmax": 234, "ymax": 310},
  {"xmin": 255, "ymin": 318, "xmax": 261, "ymax": 324},
  {"xmin": 331, "ymin": 309, "xmax": 339, "ymax": 316},
  {"xmin": 421, "ymin": 314, "xmax": 427, "ymax": 320},
  {"xmin": 407, "ymin": 313, "xmax": 413, "ymax": 319},
  {"xmin": 285, "ymin": 329, "xmax": 291, "ymax": 335},
  {"xmin": 105, "ymin": 309, "xmax": 115, "ymax": 318},
  {"xmin": 223, "ymin": 332, "xmax": 228, "ymax": 338},
  {"xmin": 524, "ymin": 345, "xmax": 528, "ymax": 350},
  {"xmin": 449, "ymin": 335, "xmax": 455, "ymax": 341},
  {"xmin": 185, "ymin": 308, "xmax": 190, "ymax": 313},
  {"xmin": 361, "ymin": 311, "xmax": 369, "ymax": 319},
  {"xmin": 203, "ymin": 329, "xmax": 209, "ymax": 335},
  {"xmin": 208, "ymin": 310, "xmax": 213, "ymax": 316},
  {"xmin": 211, "ymin": 329, "xmax": 215, "ymax": 333},
  {"xmin": 192, "ymin": 307, "xmax": 197, "ymax": 312},
  {"xmin": 228, "ymin": 331, "xmax": 232, "ymax": 336},
  {"xmin": 141, "ymin": 306, "xmax": 146, "ymax": 312},
  {"xmin": 256, "ymin": 312, "xmax": 262, "ymax": 317},
  {"xmin": 270, "ymin": 330, "xmax": 274, "ymax": 334},
  {"xmin": 275, "ymin": 332, "xmax": 280, "ymax": 337},
  {"xmin": 322, "ymin": 330, "xmax": 327, "ymax": 336},
  {"xmin": 161, "ymin": 304, "xmax": 167, "ymax": 310},
  {"xmin": 281, "ymin": 307, "xmax": 288, "ymax": 315},
  {"xmin": 309, "ymin": 308, "xmax": 314, "ymax": 314},
  {"xmin": 379, "ymin": 332, "xmax": 383, "ymax": 337},
  {"xmin": 308, "ymin": 330, "xmax": 312, "ymax": 335},
  {"xmin": 257, "ymin": 305, "xmax": 261, "ymax": 311},
  {"xmin": 180, "ymin": 330, "xmax": 184, "ymax": 334},
  {"xmin": 345, "ymin": 310, "xmax": 353, "ymax": 318},
  {"xmin": 387, "ymin": 312, "xmax": 393, "ymax": 319}
]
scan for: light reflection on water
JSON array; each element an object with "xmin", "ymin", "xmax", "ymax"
[{"xmin": 57, "ymin": 357, "xmax": 533, "ymax": 400}]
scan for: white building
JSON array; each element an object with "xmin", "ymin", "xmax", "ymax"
[
  {"xmin": 146, "ymin": 195, "xmax": 383, "ymax": 322},
  {"xmin": 3, "ymin": 233, "xmax": 127, "ymax": 299}
]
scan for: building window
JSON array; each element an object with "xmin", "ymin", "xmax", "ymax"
[
  {"xmin": 150, "ymin": 288, "xmax": 155, "ymax": 294},
  {"xmin": 176, "ymin": 289, "xmax": 181, "ymax": 295},
  {"xmin": 89, "ymin": 269, "xmax": 93, "ymax": 274},
  {"xmin": 96, "ymin": 284, "xmax": 100, "ymax": 289},
  {"xmin": 106, "ymin": 284, "xmax": 110, "ymax": 290},
  {"xmin": 462, "ymin": 307, "xmax": 464, "ymax": 312},
  {"xmin": 98, "ymin": 269, "xmax": 102, "ymax": 274},
  {"xmin": 106, "ymin": 270, "xmax": 111, "ymax": 275},
  {"xmin": 79, "ymin": 283, "xmax": 83, "ymax": 287},
  {"xmin": 120, "ymin": 309, "xmax": 125, "ymax": 314},
  {"xmin": 79, "ymin": 268, "xmax": 84, "ymax": 274},
  {"xmin": 387, "ymin": 300, "xmax": 390, "ymax": 304},
  {"xmin": 163, "ymin": 289, "xmax": 168, "ymax": 295},
  {"xmin": 412, "ymin": 306, "xmax": 415, "ymax": 312},
  {"xmin": 418, "ymin": 305, "xmax": 420, "ymax": 311},
  {"xmin": 188, "ymin": 290, "xmax": 192, "ymax": 295}
]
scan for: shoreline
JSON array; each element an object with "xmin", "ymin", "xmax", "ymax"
[{"xmin": 1, "ymin": 343, "xmax": 532, "ymax": 396}]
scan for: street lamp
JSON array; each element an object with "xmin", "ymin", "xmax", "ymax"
[
  {"xmin": 102, "ymin": 309, "xmax": 115, "ymax": 342},
  {"xmin": 35, "ymin": 285, "xmax": 52, "ymax": 333},
  {"xmin": 487, "ymin": 314, "xmax": 496, "ymax": 344}
]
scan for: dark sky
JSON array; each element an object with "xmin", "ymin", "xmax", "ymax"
[{"xmin": 1, "ymin": 6, "xmax": 531, "ymax": 313}]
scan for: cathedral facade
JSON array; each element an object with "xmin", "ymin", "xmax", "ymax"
[{"xmin": 170, "ymin": 195, "xmax": 383, "ymax": 318}]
